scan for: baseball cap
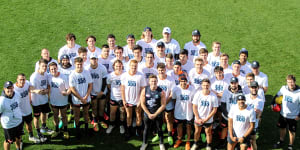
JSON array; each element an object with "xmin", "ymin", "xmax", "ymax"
[
  {"xmin": 230, "ymin": 77, "xmax": 238, "ymax": 83},
  {"xmin": 239, "ymin": 48, "xmax": 248, "ymax": 57},
  {"xmin": 162, "ymin": 27, "xmax": 171, "ymax": 34},
  {"xmin": 3, "ymin": 81, "xmax": 13, "ymax": 88},
  {"xmin": 251, "ymin": 61, "xmax": 260, "ymax": 69},
  {"xmin": 157, "ymin": 41, "xmax": 165, "ymax": 47},
  {"xmin": 250, "ymin": 81, "xmax": 259, "ymax": 87},
  {"xmin": 232, "ymin": 60, "xmax": 241, "ymax": 65},
  {"xmin": 90, "ymin": 53, "xmax": 98, "ymax": 59},
  {"xmin": 173, "ymin": 61, "xmax": 181, "ymax": 66},
  {"xmin": 237, "ymin": 95, "xmax": 246, "ymax": 101},
  {"xmin": 60, "ymin": 54, "xmax": 70, "ymax": 60},
  {"xmin": 126, "ymin": 34, "xmax": 135, "ymax": 39},
  {"xmin": 192, "ymin": 29, "xmax": 201, "ymax": 36},
  {"xmin": 144, "ymin": 27, "xmax": 152, "ymax": 32},
  {"xmin": 179, "ymin": 74, "xmax": 188, "ymax": 81}
]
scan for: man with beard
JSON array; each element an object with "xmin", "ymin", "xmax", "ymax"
[{"xmin": 184, "ymin": 29, "xmax": 206, "ymax": 62}]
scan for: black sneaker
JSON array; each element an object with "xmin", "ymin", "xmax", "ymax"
[
  {"xmin": 273, "ymin": 141, "xmax": 283, "ymax": 149},
  {"xmin": 287, "ymin": 145, "xmax": 293, "ymax": 150}
]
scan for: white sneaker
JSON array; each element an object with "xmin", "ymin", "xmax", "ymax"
[
  {"xmin": 29, "ymin": 136, "xmax": 40, "ymax": 143},
  {"xmin": 140, "ymin": 143, "xmax": 148, "ymax": 150},
  {"xmin": 40, "ymin": 127, "xmax": 54, "ymax": 135},
  {"xmin": 206, "ymin": 146, "xmax": 212, "ymax": 150},
  {"xmin": 38, "ymin": 134, "xmax": 47, "ymax": 143},
  {"xmin": 20, "ymin": 141, "xmax": 23, "ymax": 150},
  {"xmin": 106, "ymin": 125, "xmax": 115, "ymax": 134},
  {"xmin": 159, "ymin": 144, "xmax": 165, "ymax": 150},
  {"xmin": 120, "ymin": 125, "xmax": 125, "ymax": 134},
  {"xmin": 191, "ymin": 143, "xmax": 198, "ymax": 150}
]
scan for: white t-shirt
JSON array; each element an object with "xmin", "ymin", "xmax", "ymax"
[
  {"xmin": 69, "ymin": 70, "xmax": 93, "ymax": 105},
  {"xmin": 123, "ymin": 45, "xmax": 134, "ymax": 60},
  {"xmin": 13, "ymin": 81, "xmax": 32, "ymax": 116},
  {"xmin": 156, "ymin": 39, "xmax": 180, "ymax": 55},
  {"xmin": 240, "ymin": 62, "xmax": 252, "ymax": 75},
  {"xmin": 87, "ymin": 64, "xmax": 108, "ymax": 96},
  {"xmin": 107, "ymin": 72, "xmax": 123, "ymax": 101},
  {"xmin": 242, "ymin": 86, "xmax": 265, "ymax": 102},
  {"xmin": 158, "ymin": 76, "xmax": 176, "ymax": 110},
  {"xmin": 58, "ymin": 65, "xmax": 74, "ymax": 80},
  {"xmin": 184, "ymin": 41, "xmax": 206, "ymax": 62},
  {"xmin": 0, "ymin": 93, "xmax": 23, "ymax": 129},
  {"xmin": 226, "ymin": 73, "xmax": 247, "ymax": 88},
  {"xmin": 188, "ymin": 68, "xmax": 210, "ymax": 90},
  {"xmin": 255, "ymin": 72, "xmax": 268, "ymax": 88},
  {"xmin": 121, "ymin": 72, "xmax": 147, "ymax": 105},
  {"xmin": 35, "ymin": 58, "xmax": 58, "ymax": 74},
  {"xmin": 172, "ymin": 85, "xmax": 195, "ymax": 120},
  {"xmin": 98, "ymin": 56, "xmax": 113, "ymax": 73},
  {"xmin": 245, "ymin": 94, "xmax": 264, "ymax": 128},
  {"xmin": 30, "ymin": 72, "xmax": 48, "ymax": 106},
  {"xmin": 136, "ymin": 39, "xmax": 157, "ymax": 57},
  {"xmin": 210, "ymin": 77, "xmax": 230, "ymax": 104},
  {"xmin": 192, "ymin": 91, "xmax": 218, "ymax": 123},
  {"xmin": 181, "ymin": 60, "xmax": 194, "ymax": 74},
  {"xmin": 222, "ymin": 65, "xmax": 233, "ymax": 77},
  {"xmin": 228, "ymin": 105, "xmax": 256, "ymax": 138},
  {"xmin": 58, "ymin": 44, "xmax": 81, "ymax": 64},
  {"xmin": 140, "ymin": 63, "xmax": 158, "ymax": 84},
  {"xmin": 221, "ymin": 88, "xmax": 244, "ymax": 119},
  {"xmin": 48, "ymin": 73, "xmax": 69, "ymax": 106},
  {"xmin": 277, "ymin": 86, "xmax": 300, "ymax": 119},
  {"xmin": 203, "ymin": 64, "xmax": 214, "ymax": 77},
  {"xmin": 207, "ymin": 53, "xmax": 221, "ymax": 67},
  {"xmin": 87, "ymin": 46, "xmax": 101, "ymax": 60}
]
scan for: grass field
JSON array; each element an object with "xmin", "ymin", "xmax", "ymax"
[{"xmin": 0, "ymin": 0, "xmax": 300, "ymax": 149}]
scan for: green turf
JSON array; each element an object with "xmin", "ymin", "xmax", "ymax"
[{"xmin": 0, "ymin": 0, "xmax": 300, "ymax": 149}]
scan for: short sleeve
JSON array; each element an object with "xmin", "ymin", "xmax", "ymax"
[
  {"xmin": 106, "ymin": 74, "xmax": 112, "ymax": 85},
  {"xmin": 172, "ymin": 87, "xmax": 177, "ymax": 99},
  {"xmin": 69, "ymin": 74, "xmax": 76, "ymax": 87},
  {"xmin": 85, "ymin": 70, "xmax": 93, "ymax": 84},
  {"xmin": 228, "ymin": 107, "xmax": 234, "ymax": 119},
  {"xmin": 212, "ymin": 96, "xmax": 219, "ymax": 107},
  {"xmin": 192, "ymin": 92, "xmax": 200, "ymax": 105},
  {"xmin": 250, "ymin": 109, "xmax": 256, "ymax": 123}
]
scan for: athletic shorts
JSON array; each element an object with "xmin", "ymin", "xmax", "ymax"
[
  {"xmin": 91, "ymin": 94, "xmax": 106, "ymax": 100},
  {"xmin": 4, "ymin": 122, "xmax": 24, "ymax": 143},
  {"xmin": 165, "ymin": 108, "xmax": 174, "ymax": 113},
  {"xmin": 126, "ymin": 103, "xmax": 137, "ymax": 108},
  {"xmin": 32, "ymin": 103, "xmax": 51, "ymax": 117},
  {"xmin": 227, "ymin": 130, "xmax": 250, "ymax": 146},
  {"xmin": 51, "ymin": 104, "xmax": 68, "ymax": 110},
  {"xmin": 68, "ymin": 95, "xmax": 73, "ymax": 104},
  {"xmin": 220, "ymin": 117, "xmax": 228, "ymax": 128},
  {"xmin": 194, "ymin": 121, "xmax": 212, "ymax": 128},
  {"xmin": 250, "ymin": 128, "xmax": 257, "ymax": 135},
  {"xmin": 22, "ymin": 113, "xmax": 33, "ymax": 124},
  {"xmin": 174, "ymin": 118, "xmax": 193, "ymax": 125},
  {"xmin": 110, "ymin": 99, "xmax": 123, "ymax": 107},
  {"xmin": 277, "ymin": 114, "xmax": 297, "ymax": 132},
  {"xmin": 73, "ymin": 102, "xmax": 90, "ymax": 108}
]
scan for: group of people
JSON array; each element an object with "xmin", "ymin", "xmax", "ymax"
[{"xmin": 0, "ymin": 27, "xmax": 299, "ymax": 150}]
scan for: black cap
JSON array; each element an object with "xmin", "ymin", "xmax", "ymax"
[
  {"xmin": 230, "ymin": 77, "xmax": 238, "ymax": 83},
  {"xmin": 3, "ymin": 81, "xmax": 13, "ymax": 88},
  {"xmin": 251, "ymin": 61, "xmax": 260, "ymax": 69},
  {"xmin": 237, "ymin": 95, "xmax": 246, "ymax": 101},
  {"xmin": 60, "ymin": 54, "xmax": 70, "ymax": 60},
  {"xmin": 192, "ymin": 29, "xmax": 201, "ymax": 36},
  {"xmin": 144, "ymin": 27, "xmax": 152, "ymax": 32},
  {"xmin": 239, "ymin": 48, "xmax": 248, "ymax": 57},
  {"xmin": 157, "ymin": 41, "xmax": 165, "ymax": 47},
  {"xmin": 250, "ymin": 81, "xmax": 259, "ymax": 87},
  {"xmin": 126, "ymin": 34, "xmax": 135, "ymax": 39},
  {"xmin": 173, "ymin": 61, "xmax": 181, "ymax": 66},
  {"xmin": 232, "ymin": 60, "xmax": 241, "ymax": 65}
]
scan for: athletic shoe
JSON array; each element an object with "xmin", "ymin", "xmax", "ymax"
[
  {"xmin": 159, "ymin": 144, "xmax": 165, "ymax": 150},
  {"xmin": 40, "ymin": 127, "xmax": 54, "ymax": 135},
  {"xmin": 173, "ymin": 139, "xmax": 182, "ymax": 148},
  {"xmin": 151, "ymin": 134, "xmax": 159, "ymax": 143},
  {"xmin": 38, "ymin": 133, "xmax": 47, "ymax": 143},
  {"xmin": 106, "ymin": 125, "xmax": 115, "ymax": 134},
  {"xmin": 51, "ymin": 131, "xmax": 59, "ymax": 138},
  {"xmin": 63, "ymin": 132, "xmax": 69, "ymax": 140},
  {"xmin": 288, "ymin": 145, "xmax": 293, "ymax": 150},
  {"xmin": 206, "ymin": 146, "xmax": 212, "ymax": 150},
  {"xmin": 93, "ymin": 123, "xmax": 99, "ymax": 132},
  {"xmin": 162, "ymin": 123, "xmax": 166, "ymax": 132},
  {"xmin": 140, "ymin": 143, "xmax": 148, "ymax": 150},
  {"xmin": 100, "ymin": 121, "xmax": 108, "ymax": 129},
  {"xmin": 273, "ymin": 141, "xmax": 283, "ymax": 149},
  {"xmin": 29, "ymin": 136, "xmax": 40, "ymax": 143},
  {"xmin": 185, "ymin": 141, "xmax": 191, "ymax": 150},
  {"xmin": 168, "ymin": 136, "xmax": 174, "ymax": 146},
  {"xmin": 58, "ymin": 120, "xmax": 63, "ymax": 129},
  {"xmin": 20, "ymin": 141, "xmax": 23, "ymax": 150},
  {"xmin": 191, "ymin": 143, "xmax": 198, "ymax": 150},
  {"xmin": 120, "ymin": 125, "xmax": 125, "ymax": 134},
  {"xmin": 73, "ymin": 121, "xmax": 76, "ymax": 128}
]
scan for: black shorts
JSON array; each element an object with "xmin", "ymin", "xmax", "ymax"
[
  {"xmin": 68, "ymin": 95, "xmax": 73, "ymax": 105},
  {"xmin": 165, "ymin": 109, "xmax": 174, "ymax": 113},
  {"xmin": 4, "ymin": 122, "xmax": 24, "ymax": 143},
  {"xmin": 277, "ymin": 115, "xmax": 297, "ymax": 132},
  {"xmin": 32, "ymin": 103, "xmax": 51, "ymax": 117},
  {"xmin": 51, "ymin": 104, "xmax": 68, "ymax": 110},
  {"xmin": 194, "ymin": 122, "xmax": 212, "ymax": 128},
  {"xmin": 250, "ymin": 128, "xmax": 257, "ymax": 135},
  {"xmin": 91, "ymin": 94, "xmax": 106, "ymax": 100},
  {"xmin": 174, "ymin": 118, "xmax": 193, "ymax": 125},
  {"xmin": 126, "ymin": 103, "xmax": 137, "ymax": 108},
  {"xmin": 220, "ymin": 117, "xmax": 228, "ymax": 128},
  {"xmin": 110, "ymin": 100, "xmax": 123, "ymax": 107},
  {"xmin": 73, "ymin": 102, "xmax": 90, "ymax": 108},
  {"xmin": 22, "ymin": 113, "xmax": 33, "ymax": 124},
  {"xmin": 227, "ymin": 130, "xmax": 250, "ymax": 145}
]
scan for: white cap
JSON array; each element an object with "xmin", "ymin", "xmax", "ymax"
[
  {"xmin": 162, "ymin": 27, "xmax": 171, "ymax": 34},
  {"xmin": 90, "ymin": 53, "xmax": 98, "ymax": 59}
]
